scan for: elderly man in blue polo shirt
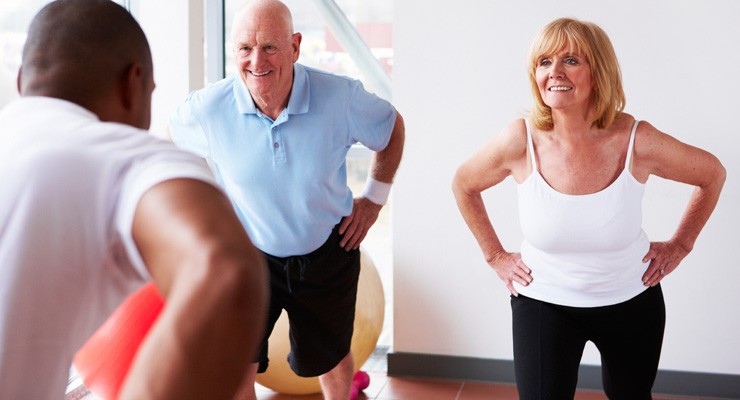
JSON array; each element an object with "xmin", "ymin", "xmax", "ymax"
[{"xmin": 169, "ymin": 0, "xmax": 405, "ymax": 399}]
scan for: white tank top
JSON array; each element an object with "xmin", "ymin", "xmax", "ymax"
[{"xmin": 515, "ymin": 120, "xmax": 650, "ymax": 307}]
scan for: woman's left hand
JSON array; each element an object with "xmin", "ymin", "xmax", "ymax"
[{"xmin": 641, "ymin": 240, "xmax": 690, "ymax": 286}]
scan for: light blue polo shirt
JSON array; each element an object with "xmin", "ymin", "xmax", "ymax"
[{"xmin": 169, "ymin": 63, "xmax": 397, "ymax": 257}]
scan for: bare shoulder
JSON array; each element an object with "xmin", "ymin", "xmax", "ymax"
[
  {"xmin": 500, "ymin": 118, "xmax": 528, "ymax": 144},
  {"xmin": 481, "ymin": 118, "xmax": 529, "ymax": 176},
  {"xmin": 494, "ymin": 118, "xmax": 528, "ymax": 161},
  {"xmin": 611, "ymin": 112, "xmax": 636, "ymax": 133},
  {"xmin": 453, "ymin": 118, "xmax": 529, "ymax": 191},
  {"xmin": 463, "ymin": 118, "xmax": 528, "ymax": 161},
  {"xmin": 630, "ymin": 120, "xmax": 673, "ymax": 181},
  {"xmin": 632, "ymin": 120, "xmax": 724, "ymax": 184},
  {"xmin": 502, "ymin": 119, "xmax": 531, "ymax": 180},
  {"xmin": 634, "ymin": 119, "xmax": 664, "ymax": 142},
  {"xmin": 633, "ymin": 120, "xmax": 678, "ymax": 160}
]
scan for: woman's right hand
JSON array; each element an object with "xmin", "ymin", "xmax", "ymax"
[{"xmin": 487, "ymin": 251, "xmax": 532, "ymax": 296}]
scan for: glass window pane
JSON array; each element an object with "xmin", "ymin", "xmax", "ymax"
[
  {"xmin": 0, "ymin": 1, "xmax": 128, "ymax": 109},
  {"xmin": 0, "ymin": 1, "xmax": 49, "ymax": 108},
  {"xmin": 224, "ymin": 0, "xmax": 392, "ymax": 93}
]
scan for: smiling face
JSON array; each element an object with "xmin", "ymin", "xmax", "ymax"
[
  {"xmin": 528, "ymin": 18, "xmax": 625, "ymax": 130},
  {"xmin": 535, "ymin": 49, "xmax": 593, "ymax": 114},
  {"xmin": 231, "ymin": 0, "xmax": 300, "ymax": 116}
]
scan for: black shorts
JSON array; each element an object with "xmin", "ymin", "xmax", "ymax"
[{"xmin": 255, "ymin": 225, "xmax": 361, "ymax": 377}]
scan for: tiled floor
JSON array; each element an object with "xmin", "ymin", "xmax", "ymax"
[
  {"xmin": 68, "ymin": 368, "xmax": 726, "ymax": 399},
  {"xmin": 255, "ymin": 372, "xmax": 716, "ymax": 400},
  {"xmin": 253, "ymin": 346, "xmax": 722, "ymax": 400},
  {"xmin": 67, "ymin": 347, "xmax": 726, "ymax": 400}
]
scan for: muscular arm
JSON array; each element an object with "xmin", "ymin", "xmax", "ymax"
[
  {"xmin": 452, "ymin": 119, "xmax": 532, "ymax": 295},
  {"xmin": 634, "ymin": 122, "xmax": 726, "ymax": 285},
  {"xmin": 118, "ymin": 179, "xmax": 268, "ymax": 400},
  {"xmin": 339, "ymin": 112, "xmax": 405, "ymax": 250}
]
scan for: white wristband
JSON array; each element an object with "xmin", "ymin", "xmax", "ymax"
[{"xmin": 362, "ymin": 177, "xmax": 392, "ymax": 205}]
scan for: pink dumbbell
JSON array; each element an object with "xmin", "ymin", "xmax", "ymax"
[{"xmin": 349, "ymin": 370, "xmax": 370, "ymax": 399}]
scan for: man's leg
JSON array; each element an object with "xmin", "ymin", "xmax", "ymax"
[
  {"xmin": 233, "ymin": 363, "xmax": 260, "ymax": 400},
  {"xmin": 233, "ymin": 252, "xmax": 285, "ymax": 400},
  {"xmin": 318, "ymin": 352, "xmax": 355, "ymax": 400}
]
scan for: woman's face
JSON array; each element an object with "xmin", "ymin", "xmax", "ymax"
[{"xmin": 535, "ymin": 49, "xmax": 593, "ymax": 114}]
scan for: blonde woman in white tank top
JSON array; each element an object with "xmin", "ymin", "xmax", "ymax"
[{"xmin": 453, "ymin": 18, "xmax": 725, "ymax": 400}]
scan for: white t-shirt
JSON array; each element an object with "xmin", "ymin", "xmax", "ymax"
[{"xmin": 0, "ymin": 97, "xmax": 217, "ymax": 399}]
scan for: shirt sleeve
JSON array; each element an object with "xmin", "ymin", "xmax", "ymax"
[
  {"xmin": 115, "ymin": 148, "xmax": 218, "ymax": 280},
  {"xmin": 346, "ymin": 80, "xmax": 397, "ymax": 151},
  {"xmin": 169, "ymin": 92, "xmax": 211, "ymax": 158}
]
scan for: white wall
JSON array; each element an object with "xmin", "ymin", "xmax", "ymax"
[{"xmin": 393, "ymin": 0, "xmax": 740, "ymax": 375}]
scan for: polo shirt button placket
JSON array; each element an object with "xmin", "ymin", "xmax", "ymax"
[{"xmin": 271, "ymin": 126, "xmax": 286, "ymax": 163}]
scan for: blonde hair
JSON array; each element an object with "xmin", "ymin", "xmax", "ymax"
[{"xmin": 528, "ymin": 18, "xmax": 625, "ymax": 130}]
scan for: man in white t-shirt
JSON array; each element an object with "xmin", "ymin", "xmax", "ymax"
[{"xmin": 0, "ymin": 1, "xmax": 268, "ymax": 399}]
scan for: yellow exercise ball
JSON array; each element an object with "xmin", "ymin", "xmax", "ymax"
[{"xmin": 255, "ymin": 249, "xmax": 385, "ymax": 395}]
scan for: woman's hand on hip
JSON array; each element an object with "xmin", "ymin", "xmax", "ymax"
[
  {"xmin": 488, "ymin": 251, "xmax": 532, "ymax": 296},
  {"xmin": 642, "ymin": 240, "xmax": 689, "ymax": 286}
]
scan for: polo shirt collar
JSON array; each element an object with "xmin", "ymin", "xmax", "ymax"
[{"xmin": 233, "ymin": 63, "xmax": 310, "ymax": 116}]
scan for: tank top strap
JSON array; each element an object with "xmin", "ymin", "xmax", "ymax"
[
  {"xmin": 524, "ymin": 119, "xmax": 538, "ymax": 170},
  {"xmin": 624, "ymin": 120, "xmax": 640, "ymax": 168}
]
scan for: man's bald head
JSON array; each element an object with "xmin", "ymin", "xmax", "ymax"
[
  {"xmin": 20, "ymin": 0, "xmax": 152, "ymax": 111},
  {"xmin": 231, "ymin": 0, "xmax": 295, "ymax": 42}
]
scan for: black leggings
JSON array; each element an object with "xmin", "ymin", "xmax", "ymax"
[{"xmin": 511, "ymin": 285, "xmax": 665, "ymax": 400}]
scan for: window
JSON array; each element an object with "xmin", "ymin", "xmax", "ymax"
[
  {"xmin": 0, "ymin": 1, "xmax": 128, "ymax": 109},
  {"xmin": 0, "ymin": 0, "xmax": 48, "ymax": 109},
  {"xmin": 223, "ymin": 0, "xmax": 393, "ymax": 97}
]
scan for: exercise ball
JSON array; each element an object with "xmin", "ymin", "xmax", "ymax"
[
  {"xmin": 255, "ymin": 249, "xmax": 385, "ymax": 395},
  {"xmin": 73, "ymin": 282, "xmax": 164, "ymax": 400}
]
